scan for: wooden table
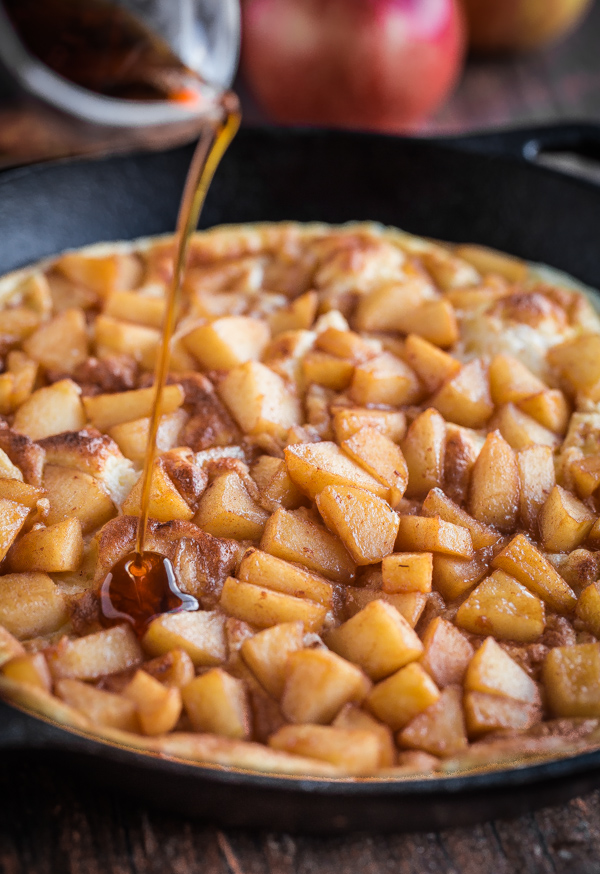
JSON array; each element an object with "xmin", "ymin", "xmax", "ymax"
[
  {"xmin": 4, "ymin": 6, "xmax": 600, "ymax": 873},
  {"xmin": 2, "ymin": 752, "xmax": 600, "ymax": 874}
]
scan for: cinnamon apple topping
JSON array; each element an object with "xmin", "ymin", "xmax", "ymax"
[{"xmin": 2, "ymin": 222, "xmax": 600, "ymax": 777}]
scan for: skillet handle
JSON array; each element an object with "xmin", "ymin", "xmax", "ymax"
[{"xmin": 442, "ymin": 123, "xmax": 600, "ymax": 183}]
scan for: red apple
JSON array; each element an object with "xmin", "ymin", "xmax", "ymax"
[
  {"xmin": 241, "ymin": 0, "xmax": 466, "ymax": 132},
  {"xmin": 461, "ymin": 0, "xmax": 594, "ymax": 52}
]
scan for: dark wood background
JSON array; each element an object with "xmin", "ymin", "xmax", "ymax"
[
  {"xmin": 2, "ymin": 753, "xmax": 600, "ymax": 873},
  {"xmin": 4, "ymin": 4, "xmax": 600, "ymax": 872}
]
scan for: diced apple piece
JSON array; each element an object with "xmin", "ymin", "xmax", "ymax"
[
  {"xmin": 468, "ymin": 431, "xmax": 519, "ymax": 532},
  {"xmin": 0, "ymin": 624, "xmax": 25, "ymax": 667},
  {"xmin": 142, "ymin": 649, "xmax": 195, "ymax": 689},
  {"xmin": 464, "ymin": 691, "xmax": 540, "ymax": 737},
  {"xmin": 43, "ymin": 465, "xmax": 116, "ymax": 533},
  {"xmin": 240, "ymin": 621, "xmax": 304, "ymax": 698},
  {"xmin": 332, "ymin": 408, "xmax": 406, "ymax": 444},
  {"xmin": 539, "ymin": 485, "xmax": 595, "ymax": 553},
  {"xmin": 2, "ymin": 651, "xmax": 51, "ymax": 692},
  {"xmin": 47, "ymin": 625, "xmax": 143, "ymax": 680},
  {"xmin": 220, "ymin": 577, "xmax": 327, "ymax": 633},
  {"xmin": 547, "ymin": 334, "xmax": 600, "ymax": 396},
  {"xmin": 443, "ymin": 423, "xmax": 485, "ymax": 507},
  {"xmin": 454, "ymin": 244, "xmax": 528, "ymax": 282},
  {"xmin": 219, "ymin": 361, "xmax": 301, "ymax": 439},
  {"xmin": 0, "ymin": 572, "xmax": 67, "ymax": 639},
  {"xmin": 142, "ymin": 611, "xmax": 227, "ymax": 667},
  {"xmin": 344, "ymin": 587, "xmax": 427, "ymax": 628},
  {"xmin": 390, "ymin": 299, "xmax": 459, "ymax": 349},
  {"xmin": 0, "ymin": 306, "xmax": 40, "ymax": 339},
  {"xmin": 109, "ymin": 409, "xmax": 187, "ymax": 465},
  {"xmin": 238, "ymin": 549, "xmax": 333, "ymax": 607},
  {"xmin": 269, "ymin": 290, "xmax": 318, "ymax": 335},
  {"xmin": 23, "ymin": 308, "xmax": 88, "ymax": 374},
  {"xmin": 432, "ymin": 359, "xmax": 493, "ymax": 429},
  {"xmin": 123, "ymin": 669, "xmax": 182, "ymax": 735},
  {"xmin": 0, "ymin": 481, "xmax": 43, "ymax": 508},
  {"xmin": 332, "ymin": 703, "xmax": 396, "ymax": 768},
  {"xmin": 492, "ymin": 533, "xmax": 576, "ymax": 613},
  {"xmin": 54, "ymin": 251, "xmax": 141, "ymax": 294},
  {"xmin": 56, "ymin": 678, "xmax": 139, "ymax": 732},
  {"xmin": 353, "ymin": 278, "xmax": 431, "ymax": 332},
  {"xmin": 543, "ymin": 643, "xmax": 600, "ymax": 717},
  {"xmin": 83, "ymin": 384, "xmax": 183, "ymax": 431},
  {"xmin": 341, "ymin": 427, "xmax": 408, "ymax": 505},
  {"xmin": 553, "ymin": 548, "xmax": 600, "ymax": 595},
  {"xmin": 517, "ymin": 445, "xmax": 556, "ymax": 533},
  {"xmin": 398, "ymin": 685, "xmax": 468, "ymax": 757},
  {"xmin": 401, "ymin": 408, "xmax": 446, "ymax": 500},
  {"xmin": 316, "ymin": 485, "xmax": 399, "ymax": 566},
  {"xmin": 13, "ymin": 379, "xmax": 86, "ymax": 440},
  {"xmin": 576, "ymin": 582, "xmax": 600, "ymax": 638},
  {"xmin": 432, "ymin": 551, "xmax": 490, "ymax": 601},
  {"xmin": 302, "ymin": 352, "xmax": 354, "ymax": 391},
  {"xmin": 182, "ymin": 668, "xmax": 250, "ymax": 739},
  {"xmin": 0, "ymin": 499, "xmax": 29, "ymax": 561},
  {"xmin": 194, "ymin": 471, "xmax": 268, "ymax": 540},
  {"xmin": 251, "ymin": 456, "xmax": 304, "ymax": 511},
  {"xmin": 315, "ymin": 326, "xmax": 376, "ymax": 363},
  {"xmin": 95, "ymin": 314, "xmax": 159, "ymax": 367},
  {"xmin": 465, "ymin": 637, "xmax": 540, "ymax": 705},
  {"xmin": 588, "ymin": 517, "xmax": 600, "ymax": 548},
  {"xmin": 261, "ymin": 508, "xmax": 355, "ymax": 583},
  {"xmin": 123, "ymin": 460, "xmax": 193, "ymax": 523},
  {"xmin": 8, "ymin": 517, "xmax": 83, "ymax": 573},
  {"xmin": 285, "ymin": 441, "xmax": 388, "ymax": 502},
  {"xmin": 519, "ymin": 389, "xmax": 570, "ymax": 435},
  {"xmin": 422, "ymin": 487, "xmax": 499, "ymax": 549},
  {"xmin": 382, "ymin": 552, "xmax": 432, "ymax": 594},
  {"xmin": 571, "ymin": 455, "xmax": 600, "ymax": 500},
  {"xmin": 395, "ymin": 516, "xmax": 473, "ymax": 558},
  {"xmin": 281, "ymin": 648, "xmax": 370, "ymax": 724},
  {"xmin": 456, "ymin": 569, "xmax": 545, "ymax": 643},
  {"xmin": 325, "ymin": 599, "xmax": 423, "ymax": 681},
  {"xmin": 269, "ymin": 724, "xmax": 381, "ymax": 775},
  {"xmin": 350, "ymin": 353, "xmax": 421, "ymax": 406},
  {"xmin": 366, "ymin": 662, "xmax": 440, "ymax": 731},
  {"xmin": 493, "ymin": 403, "xmax": 560, "ymax": 451},
  {"xmin": 6, "ymin": 351, "xmax": 37, "ymax": 410},
  {"xmin": 420, "ymin": 617, "xmax": 474, "ymax": 687},
  {"xmin": 104, "ymin": 289, "xmax": 165, "ymax": 327},
  {"xmin": 0, "ymin": 448, "xmax": 23, "ymax": 482},
  {"xmin": 184, "ymin": 316, "xmax": 270, "ymax": 371},
  {"xmin": 403, "ymin": 333, "xmax": 461, "ymax": 393},
  {"xmin": 489, "ymin": 354, "xmax": 546, "ymax": 405}
]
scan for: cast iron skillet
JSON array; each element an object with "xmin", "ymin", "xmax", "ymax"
[{"xmin": 1, "ymin": 123, "xmax": 600, "ymax": 833}]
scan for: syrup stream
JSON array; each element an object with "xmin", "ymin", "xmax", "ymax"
[{"xmin": 134, "ymin": 93, "xmax": 240, "ymax": 562}]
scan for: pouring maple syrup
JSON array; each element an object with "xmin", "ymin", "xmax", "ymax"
[{"xmin": 100, "ymin": 92, "xmax": 241, "ymax": 635}]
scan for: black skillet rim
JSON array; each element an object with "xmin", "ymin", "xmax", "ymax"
[{"xmin": 2, "ymin": 122, "xmax": 600, "ymax": 818}]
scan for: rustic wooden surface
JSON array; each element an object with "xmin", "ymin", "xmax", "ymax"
[
  {"xmin": 2, "ymin": 752, "xmax": 600, "ymax": 873},
  {"xmin": 4, "ymin": 5, "xmax": 600, "ymax": 872}
]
